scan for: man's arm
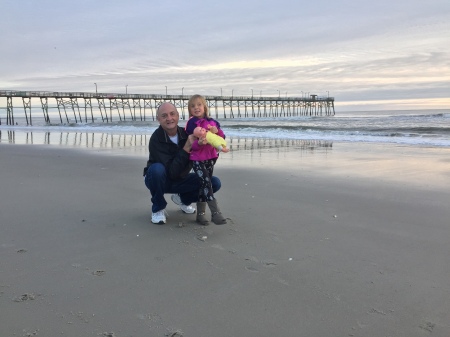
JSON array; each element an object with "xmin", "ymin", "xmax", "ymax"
[
  {"xmin": 147, "ymin": 129, "xmax": 196, "ymax": 180},
  {"xmin": 166, "ymin": 149, "xmax": 190, "ymax": 180},
  {"xmin": 166, "ymin": 135, "xmax": 196, "ymax": 179},
  {"xmin": 183, "ymin": 134, "xmax": 196, "ymax": 153}
]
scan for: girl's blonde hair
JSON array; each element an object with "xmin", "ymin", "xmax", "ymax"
[{"xmin": 188, "ymin": 94, "xmax": 209, "ymax": 118}]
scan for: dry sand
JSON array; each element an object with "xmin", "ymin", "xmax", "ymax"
[{"xmin": 1, "ymin": 142, "xmax": 450, "ymax": 337}]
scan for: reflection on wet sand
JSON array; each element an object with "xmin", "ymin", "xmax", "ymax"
[
  {"xmin": 0, "ymin": 130, "xmax": 333, "ymax": 154},
  {"xmin": 1, "ymin": 130, "xmax": 150, "ymax": 148}
]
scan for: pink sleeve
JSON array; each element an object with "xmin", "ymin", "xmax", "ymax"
[{"xmin": 208, "ymin": 120, "xmax": 226, "ymax": 138}]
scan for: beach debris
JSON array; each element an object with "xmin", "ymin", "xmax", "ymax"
[
  {"xmin": 81, "ymin": 219, "xmax": 87, "ymax": 222},
  {"xmin": 23, "ymin": 329, "xmax": 39, "ymax": 336},
  {"xmin": 263, "ymin": 260, "xmax": 277, "ymax": 266},
  {"xmin": 14, "ymin": 293, "xmax": 35, "ymax": 302},
  {"xmin": 333, "ymin": 215, "xmax": 337, "ymax": 218},
  {"xmin": 100, "ymin": 332, "xmax": 116, "ymax": 337},
  {"xmin": 92, "ymin": 270, "xmax": 106, "ymax": 276},
  {"xmin": 178, "ymin": 221, "xmax": 185, "ymax": 228},
  {"xmin": 165, "ymin": 328, "xmax": 183, "ymax": 337},
  {"xmin": 245, "ymin": 266, "xmax": 259, "ymax": 272},
  {"xmin": 136, "ymin": 234, "xmax": 139, "ymax": 237},
  {"xmin": 368, "ymin": 308, "xmax": 386, "ymax": 315},
  {"xmin": 17, "ymin": 248, "xmax": 27, "ymax": 253},
  {"xmin": 197, "ymin": 235, "xmax": 207, "ymax": 242},
  {"xmin": 289, "ymin": 258, "xmax": 293, "ymax": 261}
]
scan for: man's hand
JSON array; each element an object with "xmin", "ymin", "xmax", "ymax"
[
  {"xmin": 198, "ymin": 137, "xmax": 207, "ymax": 145},
  {"xmin": 183, "ymin": 134, "xmax": 196, "ymax": 153}
]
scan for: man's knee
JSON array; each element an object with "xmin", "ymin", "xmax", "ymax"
[
  {"xmin": 211, "ymin": 176, "xmax": 221, "ymax": 193},
  {"xmin": 145, "ymin": 163, "xmax": 166, "ymax": 189},
  {"xmin": 147, "ymin": 163, "xmax": 166, "ymax": 179}
]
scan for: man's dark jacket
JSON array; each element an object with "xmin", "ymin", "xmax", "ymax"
[{"xmin": 143, "ymin": 125, "xmax": 192, "ymax": 180}]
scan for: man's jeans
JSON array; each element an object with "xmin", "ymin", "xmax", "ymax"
[{"xmin": 144, "ymin": 163, "xmax": 221, "ymax": 213}]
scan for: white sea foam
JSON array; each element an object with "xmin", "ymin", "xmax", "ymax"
[{"xmin": 1, "ymin": 109, "xmax": 449, "ymax": 148}]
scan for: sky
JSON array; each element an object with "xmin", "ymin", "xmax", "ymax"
[{"xmin": 1, "ymin": 0, "xmax": 449, "ymax": 111}]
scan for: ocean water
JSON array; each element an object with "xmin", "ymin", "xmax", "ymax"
[{"xmin": 1, "ymin": 109, "xmax": 449, "ymax": 149}]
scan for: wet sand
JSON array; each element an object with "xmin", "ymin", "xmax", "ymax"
[{"xmin": 1, "ymin": 142, "xmax": 450, "ymax": 337}]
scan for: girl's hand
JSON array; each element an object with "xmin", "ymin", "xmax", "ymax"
[{"xmin": 208, "ymin": 125, "xmax": 218, "ymax": 134}]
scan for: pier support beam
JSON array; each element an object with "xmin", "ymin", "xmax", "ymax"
[
  {"xmin": 97, "ymin": 98, "xmax": 107, "ymax": 122},
  {"xmin": 22, "ymin": 97, "xmax": 32, "ymax": 125},
  {"xmin": 7, "ymin": 96, "xmax": 14, "ymax": 125},
  {"xmin": 143, "ymin": 99, "xmax": 155, "ymax": 121},
  {"xmin": 132, "ymin": 98, "xmax": 142, "ymax": 121},
  {"xmin": 83, "ymin": 98, "xmax": 94, "ymax": 122},
  {"xmin": 40, "ymin": 97, "xmax": 50, "ymax": 124}
]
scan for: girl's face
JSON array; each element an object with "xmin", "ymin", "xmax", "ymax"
[{"xmin": 189, "ymin": 99, "xmax": 205, "ymax": 118}]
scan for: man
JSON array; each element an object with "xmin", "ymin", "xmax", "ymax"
[{"xmin": 143, "ymin": 102, "xmax": 221, "ymax": 224}]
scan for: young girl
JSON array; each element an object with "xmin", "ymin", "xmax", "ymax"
[{"xmin": 186, "ymin": 94, "xmax": 227, "ymax": 225}]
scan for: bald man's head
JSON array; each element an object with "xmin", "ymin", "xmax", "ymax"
[{"xmin": 156, "ymin": 102, "xmax": 180, "ymax": 136}]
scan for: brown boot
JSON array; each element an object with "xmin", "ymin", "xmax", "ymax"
[
  {"xmin": 196, "ymin": 202, "xmax": 209, "ymax": 226},
  {"xmin": 207, "ymin": 199, "xmax": 227, "ymax": 225}
]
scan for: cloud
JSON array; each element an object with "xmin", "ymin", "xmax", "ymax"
[{"xmin": 1, "ymin": 0, "xmax": 449, "ymax": 110}]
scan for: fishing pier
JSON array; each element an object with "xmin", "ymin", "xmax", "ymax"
[{"xmin": 0, "ymin": 90, "xmax": 335, "ymax": 126}]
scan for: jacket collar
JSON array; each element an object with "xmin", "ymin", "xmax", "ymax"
[{"xmin": 157, "ymin": 125, "xmax": 187, "ymax": 143}]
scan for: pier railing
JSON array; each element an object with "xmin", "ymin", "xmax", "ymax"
[{"xmin": 0, "ymin": 90, "xmax": 335, "ymax": 126}]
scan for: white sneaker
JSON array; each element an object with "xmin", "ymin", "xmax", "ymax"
[
  {"xmin": 151, "ymin": 210, "xmax": 167, "ymax": 224},
  {"xmin": 171, "ymin": 194, "xmax": 196, "ymax": 214}
]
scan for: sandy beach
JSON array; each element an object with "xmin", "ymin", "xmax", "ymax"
[{"xmin": 1, "ymin": 141, "xmax": 450, "ymax": 337}]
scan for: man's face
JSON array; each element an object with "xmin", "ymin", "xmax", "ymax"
[{"xmin": 157, "ymin": 103, "xmax": 179, "ymax": 135}]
